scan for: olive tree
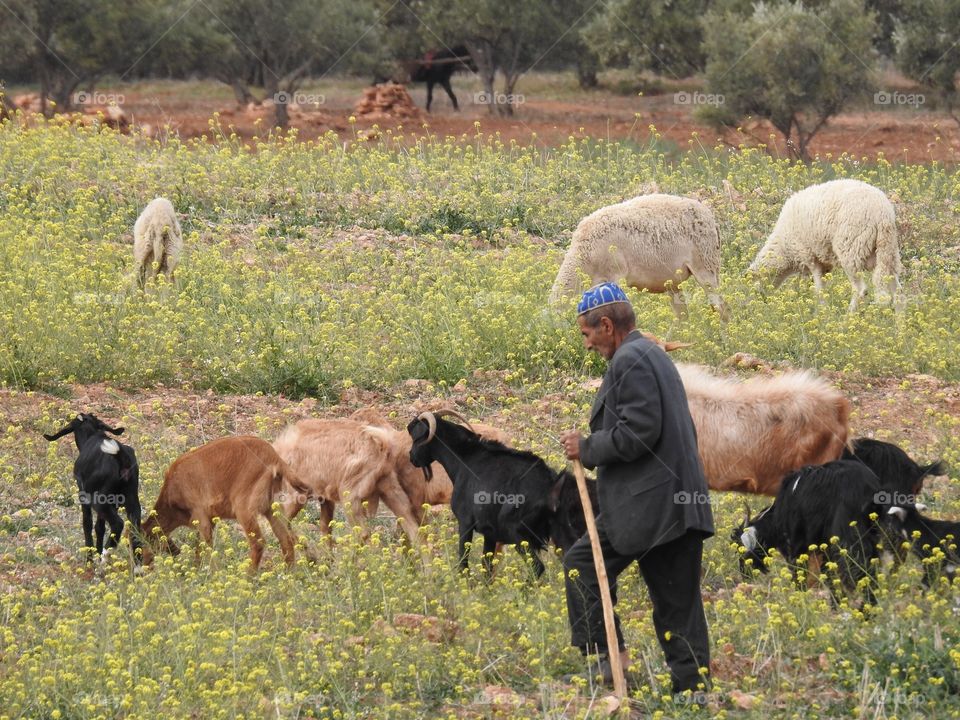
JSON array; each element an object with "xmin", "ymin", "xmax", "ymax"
[
  {"xmin": 700, "ymin": 0, "xmax": 877, "ymax": 161},
  {"xmin": 895, "ymin": 0, "xmax": 960, "ymax": 125}
]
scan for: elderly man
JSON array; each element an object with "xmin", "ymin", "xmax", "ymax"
[{"xmin": 560, "ymin": 282, "xmax": 714, "ymax": 699}]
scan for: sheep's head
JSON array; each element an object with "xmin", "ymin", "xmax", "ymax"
[
  {"xmin": 748, "ymin": 243, "xmax": 794, "ymax": 287},
  {"xmin": 43, "ymin": 413, "xmax": 124, "ymax": 445}
]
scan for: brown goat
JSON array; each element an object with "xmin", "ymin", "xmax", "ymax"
[
  {"xmin": 273, "ymin": 419, "xmax": 419, "ymax": 543},
  {"xmin": 677, "ymin": 363, "xmax": 850, "ymax": 495},
  {"xmin": 142, "ymin": 435, "xmax": 307, "ymax": 570},
  {"xmin": 273, "ymin": 411, "xmax": 512, "ymax": 544}
]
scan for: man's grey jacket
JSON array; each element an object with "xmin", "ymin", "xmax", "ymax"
[{"xmin": 580, "ymin": 330, "xmax": 715, "ymax": 555}]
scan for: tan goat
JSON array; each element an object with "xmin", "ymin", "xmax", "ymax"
[
  {"xmin": 142, "ymin": 435, "xmax": 307, "ymax": 570},
  {"xmin": 350, "ymin": 408, "xmax": 512, "ymax": 506},
  {"xmin": 677, "ymin": 363, "xmax": 850, "ymax": 495},
  {"xmin": 273, "ymin": 411, "xmax": 512, "ymax": 544}
]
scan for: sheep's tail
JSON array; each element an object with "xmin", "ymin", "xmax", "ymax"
[
  {"xmin": 549, "ymin": 243, "xmax": 583, "ymax": 306},
  {"xmin": 872, "ymin": 218, "xmax": 902, "ymax": 302}
]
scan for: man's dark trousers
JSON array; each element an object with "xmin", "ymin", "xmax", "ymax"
[{"xmin": 564, "ymin": 516, "xmax": 710, "ymax": 693}]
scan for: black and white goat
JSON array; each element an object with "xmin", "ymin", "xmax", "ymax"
[
  {"xmin": 44, "ymin": 413, "xmax": 142, "ymax": 563},
  {"xmin": 407, "ymin": 410, "xmax": 591, "ymax": 577},
  {"xmin": 886, "ymin": 504, "xmax": 960, "ymax": 586},
  {"xmin": 731, "ymin": 460, "xmax": 897, "ymax": 604}
]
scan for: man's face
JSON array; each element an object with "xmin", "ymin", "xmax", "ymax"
[{"xmin": 577, "ymin": 315, "xmax": 617, "ymax": 360}]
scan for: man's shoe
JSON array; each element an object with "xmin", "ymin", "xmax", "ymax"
[
  {"xmin": 563, "ymin": 654, "xmax": 639, "ymax": 688},
  {"xmin": 562, "ymin": 653, "xmax": 615, "ymax": 686}
]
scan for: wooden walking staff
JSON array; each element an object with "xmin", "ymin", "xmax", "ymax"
[{"xmin": 572, "ymin": 459, "xmax": 627, "ymax": 699}]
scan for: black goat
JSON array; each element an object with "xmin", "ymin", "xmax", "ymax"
[
  {"xmin": 548, "ymin": 468, "xmax": 598, "ymax": 556},
  {"xmin": 409, "ymin": 46, "xmax": 476, "ymax": 111},
  {"xmin": 407, "ymin": 410, "xmax": 586, "ymax": 577},
  {"xmin": 44, "ymin": 413, "xmax": 142, "ymax": 563},
  {"xmin": 843, "ymin": 437, "xmax": 946, "ymax": 499},
  {"xmin": 887, "ymin": 505, "xmax": 960, "ymax": 586},
  {"xmin": 731, "ymin": 460, "xmax": 898, "ymax": 604}
]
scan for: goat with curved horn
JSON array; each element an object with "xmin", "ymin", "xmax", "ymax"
[{"xmin": 432, "ymin": 408, "xmax": 476, "ymax": 432}]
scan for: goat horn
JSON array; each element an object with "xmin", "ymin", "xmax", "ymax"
[
  {"xmin": 432, "ymin": 409, "xmax": 476, "ymax": 433},
  {"xmin": 416, "ymin": 411, "xmax": 437, "ymax": 443},
  {"xmin": 742, "ymin": 501, "xmax": 752, "ymax": 527}
]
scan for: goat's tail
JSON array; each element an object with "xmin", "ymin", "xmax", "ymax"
[{"xmin": 872, "ymin": 218, "xmax": 902, "ymax": 302}]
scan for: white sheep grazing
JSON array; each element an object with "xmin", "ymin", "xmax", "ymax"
[
  {"xmin": 549, "ymin": 194, "xmax": 727, "ymax": 319},
  {"xmin": 748, "ymin": 179, "xmax": 902, "ymax": 311},
  {"xmin": 133, "ymin": 197, "xmax": 182, "ymax": 287}
]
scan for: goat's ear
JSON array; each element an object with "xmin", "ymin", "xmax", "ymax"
[
  {"xmin": 43, "ymin": 422, "xmax": 75, "ymax": 441},
  {"xmin": 109, "ymin": 426, "xmax": 125, "ymax": 436},
  {"xmin": 923, "ymin": 460, "xmax": 947, "ymax": 478}
]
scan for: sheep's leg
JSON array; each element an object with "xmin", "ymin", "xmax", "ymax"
[
  {"xmin": 667, "ymin": 287, "xmax": 688, "ymax": 321},
  {"xmin": 266, "ymin": 511, "xmax": 296, "ymax": 566},
  {"xmin": 811, "ymin": 266, "xmax": 825, "ymax": 299},
  {"xmin": 847, "ymin": 275, "xmax": 868, "ymax": 312},
  {"xmin": 707, "ymin": 292, "xmax": 730, "ymax": 322},
  {"xmin": 136, "ymin": 259, "xmax": 149, "ymax": 289}
]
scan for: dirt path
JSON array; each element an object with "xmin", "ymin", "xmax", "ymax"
[{"xmin": 106, "ymin": 83, "xmax": 960, "ymax": 163}]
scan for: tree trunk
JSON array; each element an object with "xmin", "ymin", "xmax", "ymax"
[
  {"xmin": 263, "ymin": 73, "xmax": 288, "ymax": 128},
  {"xmin": 576, "ymin": 54, "xmax": 599, "ymax": 89},
  {"xmin": 232, "ymin": 80, "xmax": 256, "ymax": 106},
  {"xmin": 51, "ymin": 77, "xmax": 82, "ymax": 113},
  {"xmin": 499, "ymin": 38, "xmax": 523, "ymax": 117},
  {"xmin": 466, "ymin": 40, "xmax": 497, "ymax": 116},
  {"xmin": 0, "ymin": 88, "xmax": 14, "ymax": 120},
  {"xmin": 502, "ymin": 72, "xmax": 519, "ymax": 117}
]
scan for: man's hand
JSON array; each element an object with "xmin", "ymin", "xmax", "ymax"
[{"xmin": 560, "ymin": 430, "xmax": 583, "ymax": 461}]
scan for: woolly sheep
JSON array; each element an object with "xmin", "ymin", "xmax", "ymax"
[
  {"xmin": 549, "ymin": 194, "xmax": 727, "ymax": 319},
  {"xmin": 748, "ymin": 179, "xmax": 902, "ymax": 311},
  {"xmin": 133, "ymin": 197, "xmax": 182, "ymax": 287}
]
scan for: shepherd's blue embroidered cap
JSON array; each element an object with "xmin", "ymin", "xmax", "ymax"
[{"xmin": 577, "ymin": 282, "xmax": 630, "ymax": 315}]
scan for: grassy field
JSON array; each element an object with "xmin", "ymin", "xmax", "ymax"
[{"xmin": 1, "ymin": 117, "xmax": 959, "ymax": 718}]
